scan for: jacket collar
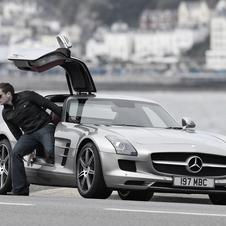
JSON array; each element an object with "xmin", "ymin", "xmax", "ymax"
[{"xmin": 4, "ymin": 93, "xmax": 17, "ymax": 109}]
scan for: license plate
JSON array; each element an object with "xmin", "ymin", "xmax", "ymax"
[{"xmin": 173, "ymin": 177, "xmax": 214, "ymax": 188}]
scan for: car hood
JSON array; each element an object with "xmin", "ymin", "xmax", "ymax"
[{"xmin": 98, "ymin": 126, "xmax": 226, "ymax": 151}]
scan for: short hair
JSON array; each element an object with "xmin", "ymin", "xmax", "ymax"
[{"xmin": 0, "ymin": 83, "xmax": 15, "ymax": 95}]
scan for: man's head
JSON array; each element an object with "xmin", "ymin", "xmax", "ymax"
[{"xmin": 0, "ymin": 83, "xmax": 14, "ymax": 105}]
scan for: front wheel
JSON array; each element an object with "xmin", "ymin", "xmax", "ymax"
[
  {"xmin": 76, "ymin": 142, "xmax": 112, "ymax": 199},
  {"xmin": 118, "ymin": 190, "xmax": 154, "ymax": 201},
  {"xmin": 209, "ymin": 194, "xmax": 226, "ymax": 205},
  {"xmin": 0, "ymin": 139, "xmax": 12, "ymax": 194}
]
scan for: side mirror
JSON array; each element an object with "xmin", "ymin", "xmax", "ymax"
[{"xmin": 182, "ymin": 117, "xmax": 196, "ymax": 129}]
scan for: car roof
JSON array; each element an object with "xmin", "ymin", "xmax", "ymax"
[{"xmin": 68, "ymin": 93, "xmax": 159, "ymax": 104}]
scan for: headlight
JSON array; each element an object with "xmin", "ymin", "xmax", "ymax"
[{"xmin": 105, "ymin": 135, "xmax": 137, "ymax": 156}]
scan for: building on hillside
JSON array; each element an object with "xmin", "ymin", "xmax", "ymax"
[
  {"xmin": 0, "ymin": 0, "xmax": 83, "ymax": 62},
  {"xmin": 175, "ymin": 25, "xmax": 209, "ymax": 53},
  {"xmin": 2, "ymin": 0, "xmax": 38, "ymax": 19},
  {"xmin": 132, "ymin": 25, "xmax": 209, "ymax": 63},
  {"xmin": 206, "ymin": 3, "xmax": 226, "ymax": 70},
  {"xmin": 139, "ymin": 9, "xmax": 177, "ymax": 30},
  {"xmin": 86, "ymin": 22, "xmax": 133, "ymax": 62},
  {"xmin": 178, "ymin": 1, "xmax": 212, "ymax": 27},
  {"xmin": 86, "ymin": 21, "xmax": 209, "ymax": 64},
  {"xmin": 133, "ymin": 30, "xmax": 177, "ymax": 60},
  {"xmin": 215, "ymin": 0, "xmax": 226, "ymax": 11}
]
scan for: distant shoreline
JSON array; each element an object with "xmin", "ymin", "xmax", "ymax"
[{"xmin": 2, "ymin": 74, "xmax": 226, "ymax": 91}]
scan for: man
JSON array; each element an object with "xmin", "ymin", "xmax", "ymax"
[{"xmin": 0, "ymin": 83, "xmax": 62, "ymax": 196}]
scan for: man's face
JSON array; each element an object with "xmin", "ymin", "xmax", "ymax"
[{"xmin": 0, "ymin": 89, "xmax": 12, "ymax": 105}]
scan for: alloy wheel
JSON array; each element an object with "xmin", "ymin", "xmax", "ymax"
[
  {"xmin": 77, "ymin": 146, "xmax": 95, "ymax": 193},
  {"xmin": 76, "ymin": 142, "xmax": 112, "ymax": 199}
]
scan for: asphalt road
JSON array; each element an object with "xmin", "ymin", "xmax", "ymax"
[{"xmin": 0, "ymin": 186, "xmax": 225, "ymax": 226}]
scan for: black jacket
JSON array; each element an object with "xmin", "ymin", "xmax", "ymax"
[{"xmin": 2, "ymin": 91, "xmax": 62, "ymax": 141}]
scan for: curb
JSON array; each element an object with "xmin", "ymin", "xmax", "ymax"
[
  {"xmin": 30, "ymin": 187, "xmax": 120, "ymax": 199},
  {"xmin": 30, "ymin": 188, "xmax": 211, "ymax": 204}
]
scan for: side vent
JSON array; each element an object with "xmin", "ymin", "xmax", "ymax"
[
  {"xmin": 118, "ymin": 160, "xmax": 136, "ymax": 172},
  {"xmin": 61, "ymin": 143, "xmax": 70, "ymax": 166}
]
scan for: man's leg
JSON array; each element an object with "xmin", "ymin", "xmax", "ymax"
[
  {"xmin": 10, "ymin": 134, "xmax": 39, "ymax": 194},
  {"xmin": 35, "ymin": 124, "xmax": 55, "ymax": 159}
]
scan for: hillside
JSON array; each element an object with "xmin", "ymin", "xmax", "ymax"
[
  {"xmin": 41, "ymin": 0, "xmax": 219, "ymax": 27},
  {"xmin": 38, "ymin": 0, "xmax": 219, "ymax": 61}
]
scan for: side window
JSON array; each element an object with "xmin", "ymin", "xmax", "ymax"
[
  {"xmin": 66, "ymin": 99, "xmax": 79, "ymax": 123},
  {"xmin": 68, "ymin": 101, "xmax": 79, "ymax": 117}
]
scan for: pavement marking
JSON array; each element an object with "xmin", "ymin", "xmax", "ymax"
[
  {"xmin": 0, "ymin": 202, "xmax": 34, "ymax": 206},
  {"xmin": 105, "ymin": 208, "xmax": 226, "ymax": 217}
]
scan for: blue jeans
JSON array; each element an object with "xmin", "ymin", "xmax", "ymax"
[{"xmin": 10, "ymin": 123, "xmax": 55, "ymax": 194}]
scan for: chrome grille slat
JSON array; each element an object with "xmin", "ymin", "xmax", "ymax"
[
  {"xmin": 151, "ymin": 152, "xmax": 226, "ymax": 177},
  {"xmin": 153, "ymin": 160, "xmax": 226, "ymax": 168}
]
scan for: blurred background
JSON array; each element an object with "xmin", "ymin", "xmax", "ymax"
[{"xmin": 0, "ymin": 0, "xmax": 226, "ymax": 135}]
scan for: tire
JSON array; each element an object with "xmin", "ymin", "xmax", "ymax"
[
  {"xmin": 118, "ymin": 189, "xmax": 154, "ymax": 201},
  {"xmin": 76, "ymin": 142, "xmax": 112, "ymax": 199},
  {"xmin": 209, "ymin": 194, "xmax": 226, "ymax": 205},
  {"xmin": 0, "ymin": 139, "xmax": 12, "ymax": 194}
]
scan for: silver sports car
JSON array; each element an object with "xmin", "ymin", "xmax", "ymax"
[{"xmin": 1, "ymin": 35, "xmax": 226, "ymax": 204}]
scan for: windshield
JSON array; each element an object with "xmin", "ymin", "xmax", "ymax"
[{"xmin": 66, "ymin": 98, "xmax": 179, "ymax": 128}]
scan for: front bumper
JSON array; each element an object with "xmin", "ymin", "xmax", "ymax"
[
  {"xmin": 148, "ymin": 181, "xmax": 226, "ymax": 195},
  {"xmin": 100, "ymin": 152, "xmax": 226, "ymax": 194}
]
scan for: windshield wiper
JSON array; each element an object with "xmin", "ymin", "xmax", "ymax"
[
  {"xmin": 165, "ymin": 127, "xmax": 182, "ymax": 130},
  {"xmin": 112, "ymin": 124, "xmax": 145, "ymax": 127}
]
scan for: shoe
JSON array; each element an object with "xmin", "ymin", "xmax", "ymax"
[
  {"xmin": 32, "ymin": 157, "xmax": 54, "ymax": 166},
  {"xmin": 7, "ymin": 191, "xmax": 29, "ymax": 196},
  {"xmin": 46, "ymin": 157, "xmax": 55, "ymax": 165}
]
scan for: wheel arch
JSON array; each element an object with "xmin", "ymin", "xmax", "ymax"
[
  {"xmin": 0, "ymin": 135, "xmax": 12, "ymax": 149},
  {"xmin": 0, "ymin": 137, "xmax": 13, "ymax": 194},
  {"xmin": 75, "ymin": 137, "xmax": 112, "ymax": 199},
  {"xmin": 76, "ymin": 138, "xmax": 105, "ymax": 180},
  {"xmin": 77, "ymin": 138, "xmax": 100, "ymax": 161}
]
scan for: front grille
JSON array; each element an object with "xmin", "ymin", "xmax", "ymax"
[{"xmin": 151, "ymin": 152, "xmax": 226, "ymax": 177}]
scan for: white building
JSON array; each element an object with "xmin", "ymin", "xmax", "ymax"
[
  {"xmin": 2, "ymin": 0, "xmax": 37, "ymax": 19},
  {"xmin": 139, "ymin": 9, "xmax": 177, "ymax": 30},
  {"xmin": 86, "ymin": 22, "xmax": 133, "ymax": 61},
  {"xmin": 206, "ymin": 0, "xmax": 226, "ymax": 70},
  {"xmin": 175, "ymin": 25, "xmax": 209, "ymax": 52},
  {"xmin": 104, "ymin": 32, "xmax": 133, "ymax": 61},
  {"xmin": 216, "ymin": 0, "xmax": 226, "ymax": 11},
  {"xmin": 86, "ymin": 27, "xmax": 110, "ymax": 60},
  {"xmin": 86, "ymin": 23, "xmax": 209, "ymax": 64},
  {"xmin": 0, "ymin": 0, "xmax": 84, "ymax": 62},
  {"xmin": 178, "ymin": 1, "xmax": 212, "ymax": 27},
  {"xmin": 133, "ymin": 30, "xmax": 178, "ymax": 59},
  {"xmin": 86, "ymin": 39, "xmax": 106, "ymax": 60}
]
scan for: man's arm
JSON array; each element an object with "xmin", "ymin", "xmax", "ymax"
[
  {"xmin": 3, "ymin": 117, "xmax": 22, "ymax": 141},
  {"xmin": 25, "ymin": 91, "xmax": 62, "ymax": 118}
]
